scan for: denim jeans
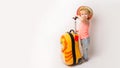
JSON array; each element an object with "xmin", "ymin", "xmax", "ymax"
[{"xmin": 80, "ymin": 37, "xmax": 90, "ymax": 60}]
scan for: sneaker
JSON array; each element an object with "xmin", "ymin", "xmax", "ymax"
[{"xmin": 82, "ymin": 57, "xmax": 88, "ymax": 62}]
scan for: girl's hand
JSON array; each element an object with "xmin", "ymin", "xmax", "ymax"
[{"xmin": 79, "ymin": 15, "xmax": 89, "ymax": 23}]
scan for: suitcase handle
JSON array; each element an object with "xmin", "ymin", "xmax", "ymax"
[
  {"xmin": 73, "ymin": 16, "xmax": 78, "ymax": 32},
  {"xmin": 73, "ymin": 16, "xmax": 78, "ymax": 20},
  {"xmin": 70, "ymin": 29, "xmax": 75, "ymax": 33}
]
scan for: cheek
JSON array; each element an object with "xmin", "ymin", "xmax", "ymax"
[{"xmin": 86, "ymin": 15, "xmax": 89, "ymax": 18}]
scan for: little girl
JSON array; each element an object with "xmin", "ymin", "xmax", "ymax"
[{"xmin": 76, "ymin": 6, "xmax": 93, "ymax": 62}]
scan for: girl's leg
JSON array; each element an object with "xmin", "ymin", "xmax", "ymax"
[{"xmin": 81, "ymin": 37, "xmax": 90, "ymax": 61}]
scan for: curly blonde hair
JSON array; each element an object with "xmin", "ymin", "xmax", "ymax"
[{"xmin": 76, "ymin": 6, "xmax": 93, "ymax": 20}]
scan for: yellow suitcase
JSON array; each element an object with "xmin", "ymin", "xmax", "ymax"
[{"xmin": 60, "ymin": 30, "xmax": 83, "ymax": 65}]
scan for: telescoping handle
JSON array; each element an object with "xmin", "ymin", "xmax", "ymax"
[{"xmin": 72, "ymin": 16, "xmax": 78, "ymax": 32}]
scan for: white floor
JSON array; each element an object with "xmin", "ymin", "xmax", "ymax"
[{"xmin": 0, "ymin": 0, "xmax": 120, "ymax": 68}]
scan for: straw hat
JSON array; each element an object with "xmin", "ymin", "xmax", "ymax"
[{"xmin": 76, "ymin": 6, "xmax": 93, "ymax": 20}]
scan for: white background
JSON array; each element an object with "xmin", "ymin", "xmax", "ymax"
[{"xmin": 0, "ymin": 0, "xmax": 120, "ymax": 68}]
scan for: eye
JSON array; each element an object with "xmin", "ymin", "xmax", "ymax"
[{"xmin": 81, "ymin": 14, "xmax": 84, "ymax": 15}]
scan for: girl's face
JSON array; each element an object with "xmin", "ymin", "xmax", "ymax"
[{"xmin": 80, "ymin": 10, "xmax": 89, "ymax": 19}]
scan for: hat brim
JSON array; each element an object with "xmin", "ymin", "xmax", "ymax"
[{"xmin": 76, "ymin": 6, "xmax": 93, "ymax": 20}]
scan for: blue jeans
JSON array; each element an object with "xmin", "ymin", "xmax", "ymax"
[{"xmin": 81, "ymin": 37, "xmax": 90, "ymax": 60}]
